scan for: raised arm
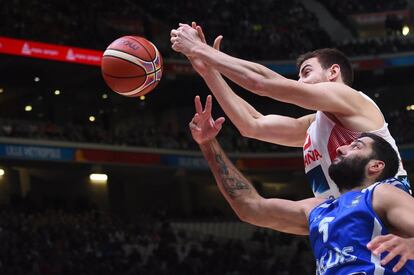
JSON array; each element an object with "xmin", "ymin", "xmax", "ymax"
[
  {"xmin": 171, "ymin": 24, "xmax": 379, "ymax": 119},
  {"xmin": 184, "ymin": 23, "xmax": 313, "ymax": 147},
  {"xmin": 203, "ymin": 70, "xmax": 314, "ymax": 147},
  {"xmin": 189, "ymin": 95, "xmax": 320, "ymax": 234}
]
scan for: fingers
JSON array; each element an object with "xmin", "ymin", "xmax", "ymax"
[
  {"xmin": 170, "ymin": 29, "xmax": 178, "ymax": 45},
  {"xmin": 191, "ymin": 21, "xmax": 207, "ymax": 44},
  {"xmin": 204, "ymin": 95, "xmax": 212, "ymax": 115},
  {"xmin": 214, "ymin": 117, "xmax": 225, "ymax": 130},
  {"xmin": 380, "ymin": 246, "xmax": 400, "ymax": 265},
  {"xmin": 194, "ymin": 95, "xmax": 203, "ymax": 114},
  {"xmin": 195, "ymin": 25, "xmax": 207, "ymax": 44},
  {"xmin": 171, "ymin": 42, "xmax": 180, "ymax": 52},
  {"xmin": 189, "ymin": 113, "xmax": 201, "ymax": 130},
  {"xmin": 368, "ymin": 234, "xmax": 412, "ymax": 272},
  {"xmin": 392, "ymin": 256, "xmax": 408, "ymax": 272},
  {"xmin": 371, "ymin": 236, "xmax": 395, "ymax": 256},
  {"xmin": 367, "ymin": 234, "xmax": 393, "ymax": 251},
  {"xmin": 194, "ymin": 95, "xmax": 213, "ymax": 116},
  {"xmin": 170, "ymin": 29, "xmax": 178, "ymax": 37},
  {"xmin": 170, "ymin": 29, "xmax": 179, "ymax": 51},
  {"xmin": 213, "ymin": 35, "xmax": 223, "ymax": 50},
  {"xmin": 179, "ymin": 23, "xmax": 191, "ymax": 29}
]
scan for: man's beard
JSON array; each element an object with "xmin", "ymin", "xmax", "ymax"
[{"xmin": 328, "ymin": 155, "xmax": 372, "ymax": 193}]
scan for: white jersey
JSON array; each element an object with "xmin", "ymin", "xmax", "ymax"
[{"xmin": 303, "ymin": 92, "xmax": 408, "ymax": 199}]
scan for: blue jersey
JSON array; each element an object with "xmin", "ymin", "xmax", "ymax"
[{"xmin": 309, "ymin": 180, "xmax": 414, "ymax": 274}]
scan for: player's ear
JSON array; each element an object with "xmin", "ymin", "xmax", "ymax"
[
  {"xmin": 367, "ymin": 160, "xmax": 385, "ymax": 175},
  {"xmin": 328, "ymin": 64, "xmax": 341, "ymax": 81}
]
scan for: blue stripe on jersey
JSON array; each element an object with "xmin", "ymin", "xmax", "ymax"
[
  {"xmin": 308, "ymin": 182, "xmax": 414, "ymax": 275},
  {"xmin": 306, "ymin": 165, "xmax": 330, "ymax": 195}
]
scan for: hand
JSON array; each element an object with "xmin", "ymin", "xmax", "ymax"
[
  {"xmin": 189, "ymin": 95, "xmax": 225, "ymax": 145},
  {"xmin": 170, "ymin": 23, "xmax": 202, "ymax": 56},
  {"xmin": 187, "ymin": 22, "xmax": 223, "ymax": 76},
  {"xmin": 367, "ymin": 234, "xmax": 414, "ymax": 272}
]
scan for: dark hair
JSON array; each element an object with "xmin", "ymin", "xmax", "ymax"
[
  {"xmin": 296, "ymin": 48, "xmax": 354, "ymax": 86},
  {"xmin": 359, "ymin": 132, "xmax": 399, "ymax": 182}
]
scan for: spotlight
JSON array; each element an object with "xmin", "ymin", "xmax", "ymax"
[
  {"xmin": 402, "ymin": 26, "xmax": 410, "ymax": 36},
  {"xmin": 89, "ymin": 173, "xmax": 108, "ymax": 184}
]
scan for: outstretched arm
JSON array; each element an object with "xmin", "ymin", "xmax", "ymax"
[
  {"xmin": 185, "ymin": 23, "xmax": 313, "ymax": 147},
  {"xmin": 189, "ymin": 95, "xmax": 320, "ymax": 234},
  {"xmin": 171, "ymin": 24, "xmax": 375, "ymax": 118},
  {"xmin": 202, "ymin": 71, "xmax": 314, "ymax": 147}
]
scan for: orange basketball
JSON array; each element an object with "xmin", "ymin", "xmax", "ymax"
[{"xmin": 101, "ymin": 36, "xmax": 163, "ymax": 97}]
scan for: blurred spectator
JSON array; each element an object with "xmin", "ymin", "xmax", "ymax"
[
  {"xmin": 0, "ymin": 117, "xmax": 298, "ymax": 153},
  {"xmin": 337, "ymin": 34, "xmax": 414, "ymax": 57},
  {"xmin": 318, "ymin": 0, "xmax": 407, "ymax": 15},
  {"xmin": 2, "ymin": 0, "xmax": 413, "ymax": 60},
  {"xmin": 1, "ymin": 0, "xmax": 331, "ymax": 61},
  {"xmin": 0, "ymin": 207, "xmax": 313, "ymax": 274}
]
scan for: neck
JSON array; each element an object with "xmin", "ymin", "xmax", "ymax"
[{"xmin": 339, "ymin": 178, "xmax": 376, "ymax": 194}]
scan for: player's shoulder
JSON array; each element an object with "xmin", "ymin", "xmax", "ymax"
[
  {"xmin": 371, "ymin": 178, "xmax": 411, "ymax": 198},
  {"xmin": 372, "ymin": 179, "xmax": 414, "ymax": 216},
  {"xmin": 319, "ymin": 82, "xmax": 370, "ymax": 105},
  {"xmin": 380, "ymin": 177, "xmax": 411, "ymax": 193}
]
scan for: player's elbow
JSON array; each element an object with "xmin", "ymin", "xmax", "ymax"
[
  {"xmin": 235, "ymin": 209, "xmax": 255, "ymax": 225},
  {"xmin": 238, "ymin": 127, "xmax": 252, "ymax": 139},
  {"xmin": 231, "ymin": 200, "xmax": 262, "ymax": 226},
  {"xmin": 238, "ymin": 120, "xmax": 261, "ymax": 140}
]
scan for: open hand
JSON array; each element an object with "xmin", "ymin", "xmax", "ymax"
[
  {"xmin": 367, "ymin": 234, "xmax": 414, "ymax": 272},
  {"xmin": 189, "ymin": 95, "xmax": 225, "ymax": 145}
]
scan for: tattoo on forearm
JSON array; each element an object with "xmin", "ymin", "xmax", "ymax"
[{"xmin": 215, "ymin": 153, "xmax": 251, "ymax": 198}]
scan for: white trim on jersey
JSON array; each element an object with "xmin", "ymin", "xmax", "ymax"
[{"xmin": 370, "ymin": 217, "xmax": 385, "ymax": 275}]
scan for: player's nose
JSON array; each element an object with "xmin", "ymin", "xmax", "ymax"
[{"xmin": 336, "ymin": 145, "xmax": 348, "ymax": 156}]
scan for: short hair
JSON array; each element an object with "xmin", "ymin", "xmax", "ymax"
[
  {"xmin": 296, "ymin": 48, "xmax": 354, "ymax": 86},
  {"xmin": 359, "ymin": 132, "xmax": 399, "ymax": 182}
]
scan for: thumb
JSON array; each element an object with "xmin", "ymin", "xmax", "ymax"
[
  {"xmin": 196, "ymin": 26, "xmax": 207, "ymax": 44},
  {"xmin": 213, "ymin": 35, "xmax": 223, "ymax": 51},
  {"xmin": 214, "ymin": 117, "xmax": 226, "ymax": 130}
]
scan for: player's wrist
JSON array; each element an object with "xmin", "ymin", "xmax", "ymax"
[
  {"xmin": 198, "ymin": 138, "xmax": 218, "ymax": 148},
  {"xmin": 190, "ymin": 42, "xmax": 205, "ymax": 58}
]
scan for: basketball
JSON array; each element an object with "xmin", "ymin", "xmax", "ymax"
[{"xmin": 101, "ymin": 36, "xmax": 163, "ymax": 97}]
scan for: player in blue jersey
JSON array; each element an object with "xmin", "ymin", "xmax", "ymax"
[{"xmin": 189, "ymin": 96, "xmax": 414, "ymax": 274}]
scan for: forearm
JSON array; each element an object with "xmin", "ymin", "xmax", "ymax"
[
  {"xmin": 200, "ymin": 71, "xmax": 311, "ymax": 147},
  {"xmin": 193, "ymin": 44, "xmax": 284, "ymax": 94},
  {"xmin": 199, "ymin": 139, "xmax": 261, "ymax": 218},
  {"xmin": 201, "ymin": 70, "xmax": 261, "ymax": 134}
]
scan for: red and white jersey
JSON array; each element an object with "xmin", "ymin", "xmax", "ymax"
[{"xmin": 303, "ymin": 93, "xmax": 407, "ymax": 199}]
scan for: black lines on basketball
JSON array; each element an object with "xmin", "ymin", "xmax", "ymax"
[{"xmin": 127, "ymin": 36, "xmax": 155, "ymax": 60}]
